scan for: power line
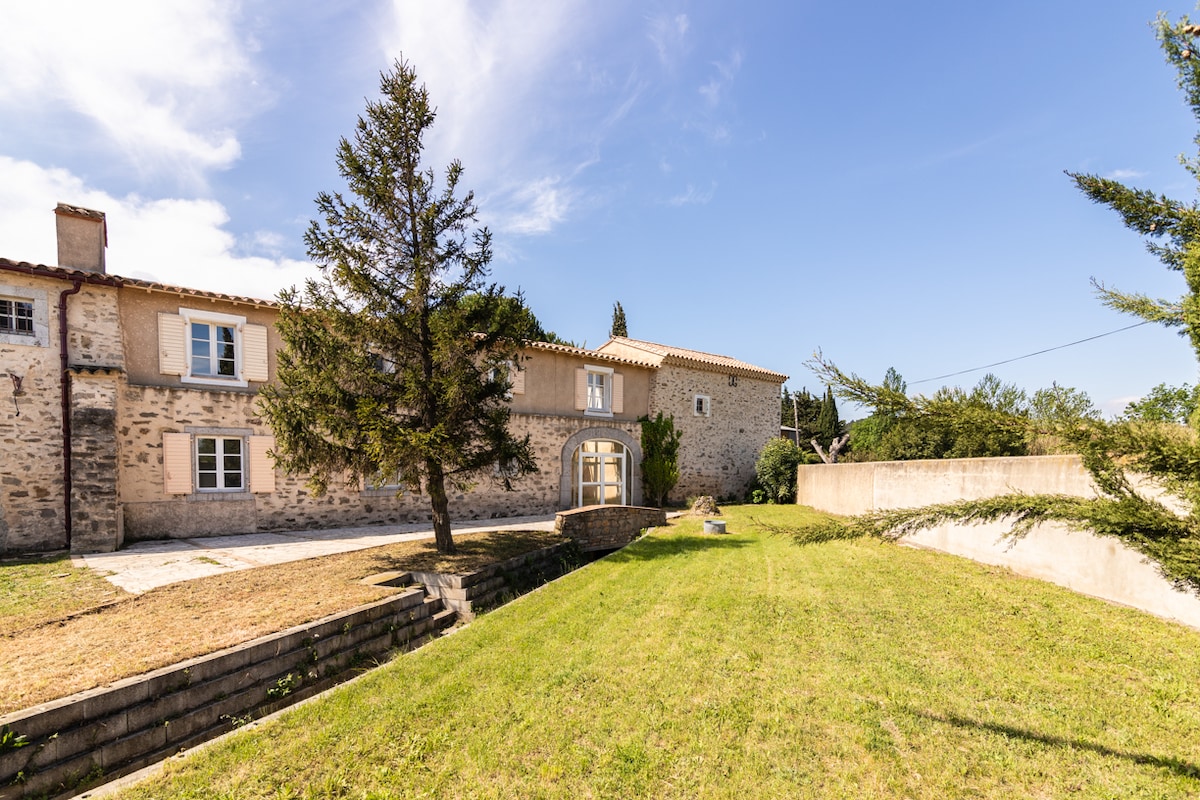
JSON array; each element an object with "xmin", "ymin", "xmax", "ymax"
[{"xmin": 909, "ymin": 320, "xmax": 1153, "ymax": 386}]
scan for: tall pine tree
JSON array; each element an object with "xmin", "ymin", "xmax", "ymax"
[{"xmin": 258, "ymin": 60, "xmax": 536, "ymax": 555}]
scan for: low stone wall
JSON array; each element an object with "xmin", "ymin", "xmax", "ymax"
[
  {"xmin": 796, "ymin": 455, "xmax": 1200, "ymax": 628},
  {"xmin": 0, "ymin": 538, "xmax": 586, "ymax": 799},
  {"xmin": 0, "ymin": 590, "xmax": 452, "ymax": 800},
  {"xmin": 555, "ymin": 505, "xmax": 666, "ymax": 552}
]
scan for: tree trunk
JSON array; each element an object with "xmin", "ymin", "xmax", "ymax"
[
  {"xmin": 425, "ymin": 459, "xmax": 456, "ymax": 554},
  {"xmin": 811, "ymin": 433, "xmax": 850, "ymax": 464}
]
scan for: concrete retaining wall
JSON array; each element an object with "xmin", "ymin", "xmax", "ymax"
[
  {"xmin": 554, "ymin": 505, "xmax": 666, "ymax": 552},
  {"xmin": 796, "ymin": 455, "xmax": 1200, "ymax": 628}
]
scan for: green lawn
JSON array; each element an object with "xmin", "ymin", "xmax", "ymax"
[{"xmin": 115, "ymin": 506, "xmax": 1200, "ymax": 799}]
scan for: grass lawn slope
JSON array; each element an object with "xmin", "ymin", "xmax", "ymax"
[
  {"xmin": 113, "ymin": 506, "xmax": 1200, "ymax": 799},
  {"xmin": 0, "ymin": 530, "xmax": 564, "ymax": 713}
]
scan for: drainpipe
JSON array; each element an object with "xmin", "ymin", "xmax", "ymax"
[{"xmin": 59, "ymin": 280, "xmax": 83, "ymax": 550}]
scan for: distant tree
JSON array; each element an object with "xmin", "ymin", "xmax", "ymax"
[
  {"xmin": 1122, "ymin": 382, "xmax": 1200, "ymax": 424},
  {"xmin": 258, "ymin": 60, "xmax": 536, "ymax": 555},
  {"xmin": 781, "ymin": 387, "xmax": 822, "ymax": 444},
  {"xmin": 639, "ymin": 412, "xmax": 682, "ymax": 507},
  {"xmin": 810, "ymin": 387, "xmax": 848, "ymax": 461},
  {"xmin": 610, "ymin": 301, "xmax": 628, "ymax": 338}
]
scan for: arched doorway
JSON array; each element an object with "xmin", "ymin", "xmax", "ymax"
[
  {"xmin": 559, "ymin": 427, "xmax": 643, "ymax": 508},
  {"xmin": 574, "ymin": 439, "xmax": 630, "ymax": 506}
]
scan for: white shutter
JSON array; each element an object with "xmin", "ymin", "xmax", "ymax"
[
  {"xmin": 612, "ymin": 372, "xmax": 624, "ymax": 414},
  {"xmin": 158, "ymin": 313, "xmax": 187, "ymax": 376},
  {"xmin": 248, "ymin": 435, "xmax": 276, "ymax": 493},
  {"xmin": 511, "ymin": 364, "xmax": 525, "ymax": 395},
  {"xmin": 162, "ymin": 433, "xmax": 192, "ymax": 494},
  {"xmin": 242, "ymin": 324, "xmax": 269, "ymax": 383},
  {"xmin": 574, "ymin": 368, "xmax": 587, "ymax": 410}
]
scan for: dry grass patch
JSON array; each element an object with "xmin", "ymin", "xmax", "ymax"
[
  {"xmin": 0, "ymin": 529, "xmax": 564, "ymax": 714},
  {"xmin": 0, "ymin": 553, "xmax": 127, "ymax": 637}
]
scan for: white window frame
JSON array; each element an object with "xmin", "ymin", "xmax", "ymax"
[
  {"xmin": 694, "ymin": 394, "xmax": 712, "ymax": 417},
  {"xmin": 194, "ymin": 435, "xmax": 246, "ymax": 493},
  {"xmin": 577, "ymin": 441, "xmax": 627, "ymax": 506},
  {"xmin": 180, "ymin": 307, "xmax": 248, "ymax": 388},
  {"xmin": 585, "ymin": 365, "xmax": 613, "ymax": 417}
]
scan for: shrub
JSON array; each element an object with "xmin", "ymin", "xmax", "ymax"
[{"xmin": 755, "ymin": 438, "xmax": 804, "ymax": 504}]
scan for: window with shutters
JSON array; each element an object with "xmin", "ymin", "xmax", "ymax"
[
  {"xmin": 575, "ymin": 365, "xmax": 622, "ymax": 417},
  {"xmin": 159, "ymin": 308, "xmax": 269, "ymax": 388},
  {"xmin": 694, "ymin": 394, "xmax": 712, "ymax": 417},
  {"xmin": 162, "ymin": 431, "xmax": 275, "ymax": 496}
]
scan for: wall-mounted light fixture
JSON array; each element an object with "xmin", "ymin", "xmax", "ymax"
[{"xmin": 9, "ymin": 372, "xmax": 24, "ymax": 417}]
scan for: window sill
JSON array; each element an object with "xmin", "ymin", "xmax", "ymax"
[
  {"xmin": 181, "ymin": 375, "xmax": 249, "ymax": 389},
  {"xmin": 583, "ymin": 409, "xmax": 614, "ymax": 418},
  {"xmin": 187, "ymin": 492, "xmax": 254, "ymax": 502}
]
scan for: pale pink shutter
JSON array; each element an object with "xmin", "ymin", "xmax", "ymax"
[{"xmin": 162, "ymin": 433, "xmax": 192, "ymax": 494}]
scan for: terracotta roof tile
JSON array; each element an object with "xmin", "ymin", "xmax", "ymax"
[{"xmin": 598, "ymin": 336, "xmax": 787, "ymax": 382}]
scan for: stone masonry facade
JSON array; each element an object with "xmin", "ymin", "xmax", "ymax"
[{"xmin": 1, "ymin": 206, "xmax": 786, "ymax": 554}]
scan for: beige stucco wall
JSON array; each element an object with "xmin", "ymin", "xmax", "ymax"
[
  {"xmin": 510, "ymin": 348, "xmax": 651, "ymax": 420},
  {"xmin": 649, "ymin": 365, "xmax": 779, "ymax": 503},
  {"xmin": 119, "ymin": 289, "xmax": 278, "ymax": 389},
  {"xmin": 796, "ymin": 455, "xmax": 1200, "ymax": 629}
]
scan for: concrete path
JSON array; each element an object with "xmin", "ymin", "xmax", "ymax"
[{"xmin": 74, "ymin": 515, "xmax": 557, "ymax": 594}]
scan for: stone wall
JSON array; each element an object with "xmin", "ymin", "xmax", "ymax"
[
  {"xmin": 649, "ymin": 365, "xmax": 778, "ymax": 503},
  {"xmin": 69, "ymin": 370, "xmax": 122, "ymax": 552},
  {"xmin": 117, "ymin": 382, "xmax": 642, "ymax": 539},
  {"xmin": 1, "ymin": 277, "xmax": 122, "ymax": 554},
  {"xmin": 554, "ymin": 504, "xmax": 666, "ymax": 552}
]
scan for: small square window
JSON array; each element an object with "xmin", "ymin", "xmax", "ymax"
[
  {"xmin": 694, "ymin": 394, "xmax": 712, "ymax": 417},
  {"xmin": 0, "ymin": 298, "xmax": 34, "ymax": 335}
]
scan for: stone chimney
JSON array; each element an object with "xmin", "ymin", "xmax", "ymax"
[{"xmin": 55, "ymin": 203, "xmax": 107, "ymax": 273}]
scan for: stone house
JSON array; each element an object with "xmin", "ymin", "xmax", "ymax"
[{"xmin": 0, "ymin": 204, "xmax": 785, "ymax": 554}]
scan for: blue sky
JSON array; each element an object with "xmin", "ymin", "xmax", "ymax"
[{"xmin": 2, "ymin": 1, "xmax": 1199, "ymax": 417}]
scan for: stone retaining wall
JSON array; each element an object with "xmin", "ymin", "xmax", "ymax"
[
  {"xmin": 0, "ymin": 539, "xmax": 583, "ymax": 799},
  {"xmin": 409, "ymin": 539, "xmax": 581, "ymax": 621},
  {"xmin": 554, "ymin": 505, "xmax": 666, "ymax": 552},
  {"xmin": 0, "ymin": 590, "xmax": 451, "ymax": 800}
]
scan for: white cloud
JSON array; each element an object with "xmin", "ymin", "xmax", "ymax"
[
  {"xmin": 668, "ymin": 182, "xmax": 716, "ymax": 207},
  {"xmin": 1105, "ymin": 169, "xmax": 1147, "ymax": 181},
  {"xmin": 493, "ymin": 177, "xmax": 573, "ymax": 235},
  {"xmin": 0, "ymin": 1, "xmax": 263, "ymax": 184},
  {"xmin": 699, "ymin": 51, "xmax": 742, "ymax": 108},
  {"xmin": 0, "ymin": 157, "xmax": 317, "ymax": 302},
  {"xmin": 648, "ymin": 13, "xmax": 689, "ymax": 67}
]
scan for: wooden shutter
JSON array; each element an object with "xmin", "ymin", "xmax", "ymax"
[
  {"xmin": 574, "ymin": 367, "xmax": 587, "ymax": 410},
  {"xmin": 248, "ymin": 435, "xmax": 276, "ymax": 493},
  {"xmin": 243, "ymin": 324, "xmax": 269, "ymax": 383},
  {"xmin": 162, "ymin": 433, "xmax": 192, "ymax": 494},
  {"xmin": 612, "ymin": 372, "xmax": 624, "ymax": 414},
  {"xmin": 510, "ymin": 364, "xmax": 525, "ymax": 395},
  {"xmin": 158, "ymin": 313, "xmax": 187, "ymax": 376}
]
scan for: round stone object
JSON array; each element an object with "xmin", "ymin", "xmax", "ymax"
[{"xmin": 703, "ymin": 519, "xmax": 727, "ymax": 534}]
